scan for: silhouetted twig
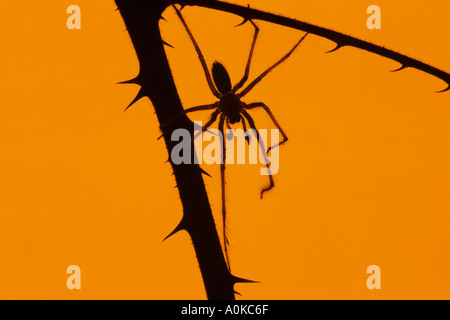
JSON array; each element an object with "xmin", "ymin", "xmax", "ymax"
[
  {"xmin": 177, "ymin": 0, "xmax": 450, "ymax": 92},
  {"xmin": 114, "ymin": 0, "xmax": 248, "ymax": 300}
]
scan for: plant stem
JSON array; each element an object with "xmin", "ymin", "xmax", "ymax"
[{"xmin": 114, "ymin": 0, "xmax": 236, "ymax": 300}]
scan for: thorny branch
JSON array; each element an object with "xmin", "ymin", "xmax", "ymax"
[{"xmin": 177, "ymin": 0, "xmax": 450, "ymax": 92}]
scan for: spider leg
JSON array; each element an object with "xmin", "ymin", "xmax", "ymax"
[
  {"xmin": 160, "ymin": 103, "xmax": 218, "ymax": 130},
  {"xmin": 244, "ymin": 102, "xmax": 288, "ymax": 154},
  {"xmin": 218, "ymin": 114, "xmax": 231, "ymax": 270},
  {"xmin": 192, "ymin": 108, "xmax": 221, "ymax": 142},
  {"xmin": 172, "ymin": 4, "xmax": 221, "ymax": 98},
  {"xmin": 241, "ymin": 110, "xmax": 274, "ymax": 199},
  {"xmin": 226, "ymin": 118, "xmax": 232, "ymax": 130},
  {"xmin": 241, "ymin": 115, "xmax": 251, "ymax": 144},
  {"xmin": 225, "ymin": 118, "xmax": 234, "ymax": 140},
  {"xmin": 238, "ymin": 32, "xmax": 309, "ymax": 98},
  {"xmin": 232, "ymin": 20, "xmax": 259, "ymax": 92}
]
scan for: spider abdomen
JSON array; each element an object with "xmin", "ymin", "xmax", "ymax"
[
  {"xmin": 212, "ymin": 61, "xmax": 232, "ymax": 94},
  {"xmin": 219, "ymin": 92, "xmax": 242, "ymax": 124}
]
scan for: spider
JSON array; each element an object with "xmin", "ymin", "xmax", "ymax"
[{"xmin": 167, "ymin": 4, "xmax": 308, "ymax": 270}]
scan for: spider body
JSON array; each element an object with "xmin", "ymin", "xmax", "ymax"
[
  {"xmin": 170, "ymin": 4, "xmax": 309, "ymax": 271},
  {"xmin": 218, "ymin": 92, "xmax": 243, "ymax": 124},
  {"xmin": 212, "ymin": 61, "xmax": 232, "ymax": 93},
  {"xmin": 212, "ymin": 61, "xmax": 242, "ymax": 124}
]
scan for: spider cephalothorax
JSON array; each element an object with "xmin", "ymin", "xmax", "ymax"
[{"xmin": 167, "ymin": 4, "xmax": 308, "ymax": 270}]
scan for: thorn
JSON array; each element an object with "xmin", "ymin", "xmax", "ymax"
[
  {"xmin": 162, "ymin": 40, "xmax": 174, "ymax": 48},
  {"xmin": 234, "ymin": 17, "xmax": 249, "ymax": 27},
  {"xmin": 162, "ymin": 220, "xmax": 186, "ymax": 242},
  {"xmin": 174, "ymin": 184, "xmax": 178, "ymax": 189},
  {"xmin": 124, "ymin": 88, "xmax": 146, "ymax": 111},
  {"xmin": 436, "ymin": 83, "xmax": 450, "ymax": 93},
  {"xmin": 325, "ymin": 43, "xmax": 345, "ymax": 53},
  {"xmin": 157, "ymin": 133, "xmax": 164, "ymax": 140},
  {"xmin": 117, "ymin": 76, "xmax": 141, "ymax": 85},
  {"xmin": 160, "ymin": 16, "xmax": 167, "ymax": 22},
  {"xmin": 234, "ymin": 291, "xmax": 242, "ymax": 296},
  {"xmin": 231, "ymin": 275, "xmax": 259, "ymax": 284},
  {"xmin": 199, "ymin": 167, "xmax": 211, "ymax": 178},
  {"xmin": 179, "ymin": 5, "xmax": 185, "ymax": 11},
  {"xmin": 234, "ymin": 4, "xmax": 252, "ymax": 28},
  {"xmin": 390, "ymin": 65, "xmax": 408, "ymax": 72}
]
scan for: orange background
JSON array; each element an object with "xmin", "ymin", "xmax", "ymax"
[{"xmin": 0, "ymin": 0, "xmax": 449, "ymax": 299}]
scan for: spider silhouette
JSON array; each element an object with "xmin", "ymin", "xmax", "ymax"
[{"xmin": 167, "ymin": 4, "xmax": 308, "ymax": 270}]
